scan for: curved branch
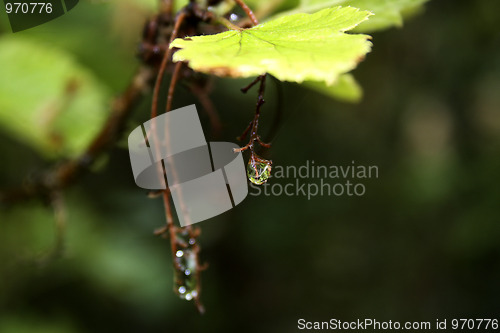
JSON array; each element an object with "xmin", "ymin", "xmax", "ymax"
[{"xmin": 0, "ymin": 66, "xmax": 154, "ymax": 206}]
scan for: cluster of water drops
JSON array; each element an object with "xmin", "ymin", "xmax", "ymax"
[{"xmin": 173, "ymin": 228, "xmax": 200, "ymax": 303}]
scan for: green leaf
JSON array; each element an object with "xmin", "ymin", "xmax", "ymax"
[
  {"xmin": 171, "ymin": 7, "xmax": 372, "ymax": 85},
  {"xmin": 265, "ymin": 0, "xmax": 429, "ymax": 32},
  {"xmin": 304, "ymin": 74, "xmax": 363, "ymax": 102},
  {"xmin": 0, "ymin": 36, "xmax": 110, "ymax": 158}
]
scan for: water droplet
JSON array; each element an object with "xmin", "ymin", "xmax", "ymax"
[
  {"xmin": 172, "ymin": 229, "xmax": 201, "ymax": 303},
  {"xmin": 230, "ymin": 13, "xmax": 239, "ymax": 22},
  {"xmin": 247, "ymin": 157, "xmax": 272, "ymax": 185},
  {"xmin": 191, "ymin": 290, "xmax": 198, "ymax": 297}
]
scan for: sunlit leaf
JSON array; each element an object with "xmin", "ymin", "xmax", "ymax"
[{"xmin": 171, "ymin": 7, "xmax": 372, "ymax": 85}]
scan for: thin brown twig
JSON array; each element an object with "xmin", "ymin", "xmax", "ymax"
[
  {"xmin": 162, "ymin": 190, "xmax": 174, "ymax": 235},
  {"xmin": 161, "ymin": 189, "xmax": 205, "ymax": 314},
  {"xmin": 234, "ymin": 0, "xmax": 259, "ymax": 26},
  {"xmin": 151, "ymin": 10, "xmax": 187, "ymax": 119},
  {"xmin": 236, "ymin": 73, "xmax": 273, "ymax": 184},
  {"xmin": 234, "ymin": 74, "xmax": 269, "ymax": 153},
  {"xmin": 166, "ymin": 61, "xmax": 184, "ymax": 113},
  {"xmin": 241, "ymin": 75, "xmax": 262, "ymax": 93},
  {"xmin": 148, "ymin": 9, "xmax": 186, "ymax": 233},
  {"xmin": 148, "ymin": 5, "xmax": 206, "ymax": 313}
]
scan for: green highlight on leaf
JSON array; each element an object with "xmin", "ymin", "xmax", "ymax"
[
  {"xmin": 303, "ymin": 73, "xmax": 363, "ymax": 103},
  {"xmin": 265, "ymin": 0, "xmax": 429, "ymax": 32},
  {"xmin": 171, "ymin": 7, "xmax": 373, "ymax": 86}
]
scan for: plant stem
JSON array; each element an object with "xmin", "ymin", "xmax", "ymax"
[
  {"xmin": 166, "ymin": 62, "xmax": 183, "ymax": 113},
  {"xmin": 151, "ymin": 10, "xmax": 187, "ymax": 119},
  {"xmin": 234, "ymin": 74, "xmax": 270, "ymax": 153},
  {"xmin": 234, "ymin": 0, "xmax": 259, "ymax": 25}
]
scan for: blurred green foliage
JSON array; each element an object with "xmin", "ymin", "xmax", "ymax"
[
  {"xmin": 1, "ymin": 0, "xmax": 500, "ymax": 332},
  {"xmin": 0, "ymin": 36, "xmax": 110, "ymax": 157}
]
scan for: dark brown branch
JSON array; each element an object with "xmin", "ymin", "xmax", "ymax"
[{"xmin": 241, "ymin": 75, "xmax": 262, "ymax": 93}]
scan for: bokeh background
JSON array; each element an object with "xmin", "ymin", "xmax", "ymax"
[{"xmin": 1, "ymin": 0, "xmax": 499, "ymax": 332}]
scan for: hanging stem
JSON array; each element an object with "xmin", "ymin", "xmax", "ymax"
[
  {"xmin": 161, "ymin": 61, "xmax": 206, "ymax": 312},
  {"xmin": 234, "ymin": 74, "xmax": 270, "ymax": 153},
  {"xmin": 235, "ymin": 74, "xmax": 273, "ymax": 185},
  {"xmin": 241, "ymin": 75, "xmax": 263, "ymax": 93},
  {"xmin": 231, "ymin": 0, "xmax": 272, "ymax": 174},
  {"xmin": 149, "ymin": 5, "xmax": 206, "ymax": 313},
  {"xmin": 159, "ymin": 188, "xmax": 205, "ymax": 314},
  {"xmin": 151, "ymin": 10, "xmax": 187, "ymax": 119},
  {"xmin": 166, "ymin": 61, "xmax": 184, "ymax": 113}
]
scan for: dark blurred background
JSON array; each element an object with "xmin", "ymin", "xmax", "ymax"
[{"xmin": 1, "ymin": 0, "xmax": 499, "ymax": 332}]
